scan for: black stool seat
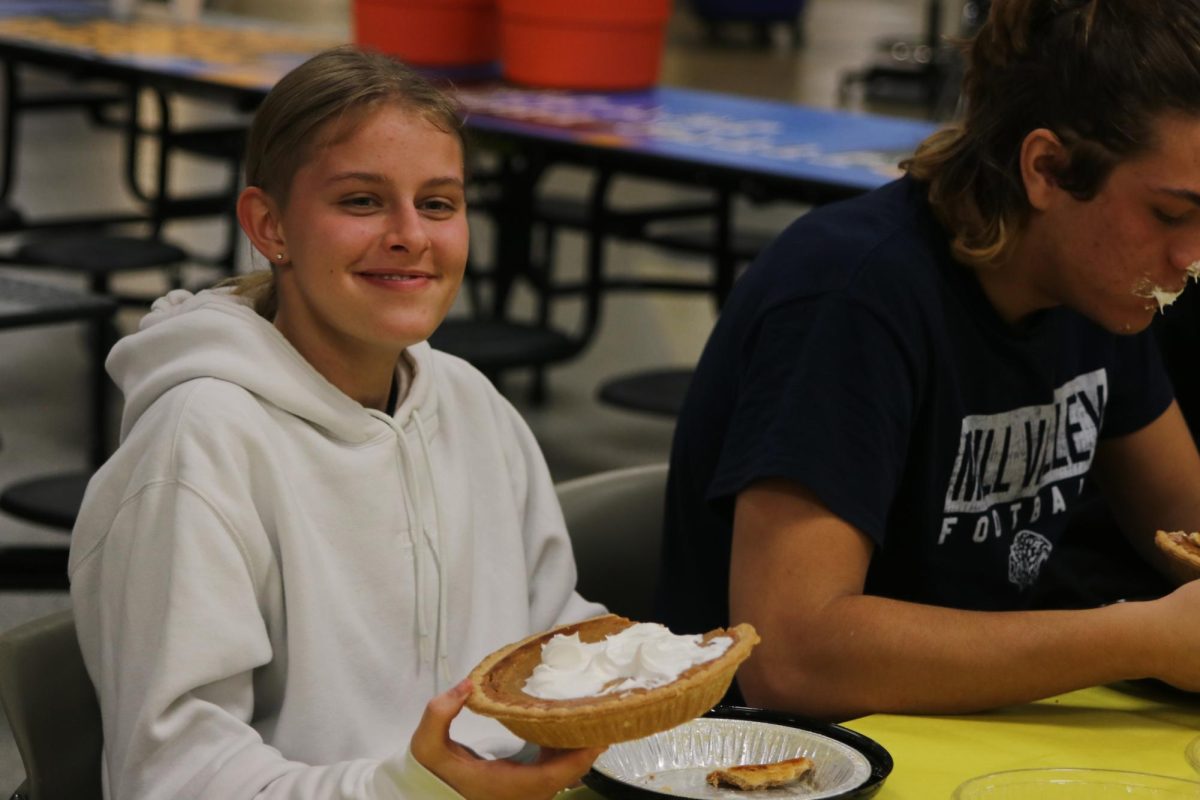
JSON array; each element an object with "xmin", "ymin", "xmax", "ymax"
[
  {"xmin": 171, "ymin": 125, "xmax": 247, "ymax": 159},
  {"xmin": 0, "ymin": 471, "xmax": 90, "ymax": 531},
  {"xmin": 597, "ymin": 367, "xmax": 695, "ymax": 418},
  {"xmin": 430, "ymin": 318, "xmax": 579, "ymax": 371},
  {"xmin": 17, "ymin": 235, "xmax": 188, "ymax": 274},
  {"xmin": 0, "ymin": 547, "xmax": 69, "ymax": 590},
  {"xmin": 0, "ymin": 204, "xmax": 25, "ymax": 233}
]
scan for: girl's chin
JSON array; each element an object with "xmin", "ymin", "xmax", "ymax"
[{"xmin": 379, "ymin": 327, "xmax": 441, "ymax": 351}]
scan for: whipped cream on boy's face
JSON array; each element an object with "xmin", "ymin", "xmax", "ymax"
[
  {"xmin": 522, "ymin": 623, "xmax": 732, "ymax": 701},
  {"xmin": 1133, "ymin": 261, "xmax": 1200, "ymax": 312}
]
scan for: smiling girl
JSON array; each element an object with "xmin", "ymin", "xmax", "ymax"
[{"xmin": 68, "ymin": 46, "xmax": 605, "ymax": 799}]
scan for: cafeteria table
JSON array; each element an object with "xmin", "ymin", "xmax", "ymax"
[
  {"xmin": 560, "ymin": 682, "xmax": 1200, "ymax": 798},
  {"xmin": 0, "ymin": 8, "xmax": 935, "ymax": 201},
  {"xmin": 0, "ymin": 6, "xmax": 940, "ymax": 396},
  {"xmin": 455, "ymin": 84, "xmax": 937, "ymax": 314},
  {"xmin": 846, "ymin": 682, "xmax": 1200, "ymax": 797},
  {"xmin": 0, "ymin": 7, "xmax": 937, "ymax": 308}
]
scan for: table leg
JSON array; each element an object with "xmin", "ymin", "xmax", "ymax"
[
  {"xmin": 1, "ymin": 59, "xmax": 19, "ymax": 202},
  {"xmin": 490, "ymin": 151, "xmax": 542, "ymax": 319}
]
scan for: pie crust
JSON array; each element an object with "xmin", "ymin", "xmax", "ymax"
[
  {"xmin": 465, "ymin": 614, "xmax": 760, "ymax": 748},
  {"xmin": 1156, "ymin": 530, "xmax": 1200, "ymax": 583},
  {"xmin": 706, "ymin": 755, "xmax": 815, "ymax": 790}
]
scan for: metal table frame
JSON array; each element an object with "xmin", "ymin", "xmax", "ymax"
[{"xmin": 0, "ymin": 272, "xmax": 116, "ymax": 466}]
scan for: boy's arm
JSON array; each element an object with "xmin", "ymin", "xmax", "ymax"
[{"xmin": 729, "ymin": 477, "xmax": 1200, "ymax": 721}]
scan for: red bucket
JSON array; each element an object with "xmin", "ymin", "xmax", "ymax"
[
  {"xmin": 354, "ymin": 0, "xmax": 498, "ymax": 67},
  {"xmin": 498, "ymin": 0, "xmax": 672, "ymax": 90}
]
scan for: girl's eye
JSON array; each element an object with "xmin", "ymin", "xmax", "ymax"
[
  {"xmin": 1154, "ymin": 208, "xmax": 1188, "ymax": 226},
  {"xmin": 421, "ymin": 198, "xmax": 460, "ymax": 214}
]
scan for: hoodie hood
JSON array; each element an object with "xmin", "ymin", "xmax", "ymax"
[{"xmin": 108, "ymin": 288, "xmax": 440, "ymax": 444}]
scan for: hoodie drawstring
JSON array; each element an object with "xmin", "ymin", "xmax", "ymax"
[
  {"xmin": 391, "ymin": 411, "xmax": 451, "ymax": 690},
  {"xmin": 392, "ymin": 429, "xmax": 431, "ymax": 668},
  {"xmin": 413, "ymin": 413, "xmax": 452, "ymax": 688}
]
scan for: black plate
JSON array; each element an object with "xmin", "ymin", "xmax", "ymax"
[
  {"xmin": 1117, "ymin": 678, "xmax": 1200, "ymax": 701},
  {"xmin": 581, "ymin": 705, "xmax": 893, "ymax": 799}
]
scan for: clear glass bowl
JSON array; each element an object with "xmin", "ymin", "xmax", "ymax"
[{"xmin": 952, "ymin": 768, "xmax": 1200, "ymax": 799}]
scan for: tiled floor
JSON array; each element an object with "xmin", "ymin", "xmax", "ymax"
[{"xmin": 0, "ymin": 0, "xmax": 942, "ymax": 789}]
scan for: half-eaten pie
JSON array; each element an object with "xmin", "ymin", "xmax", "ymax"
[
  {"xmin": 1156, "ymin": 530, "xmax": 1200, "ymax": 582},
  {"xmin": 466, "ymin": 614, "xmax": 760, "ymax": 748},
  {"xmin": 706, "ymin": 755, "xmax": 815, "ymax": 790}
]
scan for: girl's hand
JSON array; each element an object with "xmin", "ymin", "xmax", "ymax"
[{"xmin": 410, "ymin": 679, "xmax": 605, "ymax": 800}]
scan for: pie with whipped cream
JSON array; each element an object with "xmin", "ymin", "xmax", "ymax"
[
  {"xmin": 1156, "ymin": 530, "xmax": 1200, "ymax": 582},
  {"xmin": 466, "ymin": 614, "xmax": 760, "ymax": 748}
]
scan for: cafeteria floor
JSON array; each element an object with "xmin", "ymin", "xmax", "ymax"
[{"xmin": 0, "ymin": 0, "xmax": 943, "ymax": 787}]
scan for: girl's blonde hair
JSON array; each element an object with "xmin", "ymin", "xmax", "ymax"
[
  {"xmin": 225, "ymin": 45, "xmax": 466, "ymax": 318},
  {"xmin": 903, "ymin": 0, "xmax": 1200, "ymax": 269}
]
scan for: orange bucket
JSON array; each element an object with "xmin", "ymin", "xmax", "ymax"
[
  {"xmin": 498, "ymin": 0, "xmax": 672, "ymax": 90},
  {"xmin": 354, "ymin": 0, "xmax": 498, "ymax": 67}
]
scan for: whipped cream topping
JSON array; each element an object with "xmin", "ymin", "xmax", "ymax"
[
  {"xmin": 1135, "ymin": 261, "xmax": 1200, "ymax": 312},
  {"xmin": 522, "ymin": 623, "xmax": 732, "ymax": 700}
]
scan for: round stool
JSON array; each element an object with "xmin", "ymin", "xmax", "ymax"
[
  {"xmin": 596, "ymin": 367, "xmax": 694, "ymax": 418},
  {"xmin": 17, "ymin": 234, "xmax": 189, "ymax": 300}
]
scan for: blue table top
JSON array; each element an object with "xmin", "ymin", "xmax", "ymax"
[
  {"xmin": 459, "ymin": 84, "xmax": 939, "ymax": 193},
  {"xmin": 0, "ymin": 0, "xmax": 106, "ymax": 17}
]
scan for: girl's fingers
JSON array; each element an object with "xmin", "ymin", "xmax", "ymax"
[{"xmin": 411, "ymin": 679, "xmax": 472, "ymax": 764}]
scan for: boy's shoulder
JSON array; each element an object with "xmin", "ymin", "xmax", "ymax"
[{"xmin": 747, "ymin": 177, "xmax": 948, "ymax": 313}]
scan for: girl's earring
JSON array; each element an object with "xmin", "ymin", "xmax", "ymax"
[{"xmin": 275, "ymin": 253, "xmax": 285, "ymax": 261}]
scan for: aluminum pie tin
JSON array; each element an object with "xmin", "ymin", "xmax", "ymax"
[{"xmin": 583, "ymin": 706, "xmax": 893, "ymax": 799}]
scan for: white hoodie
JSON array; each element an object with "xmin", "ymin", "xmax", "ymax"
[{"xmin": 68, "ymin": 289, "xmax": 605, "ymax": 799}]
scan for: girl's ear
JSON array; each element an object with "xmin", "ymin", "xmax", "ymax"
[
  {"xmin": 1020, "ymin": 128, "xmax": 1069, "ymax": 212},
  {"xmin": 237, "ymin": 187, "xmax": 289, "ymax": 264}
]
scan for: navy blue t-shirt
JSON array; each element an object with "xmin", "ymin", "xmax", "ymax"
[{"xmin": 658, "ymin": 177, "xmax": 1173, "ymax": 635}]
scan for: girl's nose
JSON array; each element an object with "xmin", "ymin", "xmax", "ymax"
[{"xmin": 384, "ymin": 205, "xmax": 430, "ymax": 254}]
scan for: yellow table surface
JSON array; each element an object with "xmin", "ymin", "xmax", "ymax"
[
  {"xmin": 559, "ymin": 682, "xmax": 1200, "ymax": 799},
  {"xmin": 844, "ymin": 682, "xmax": 1200, "ymax": 798}
]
